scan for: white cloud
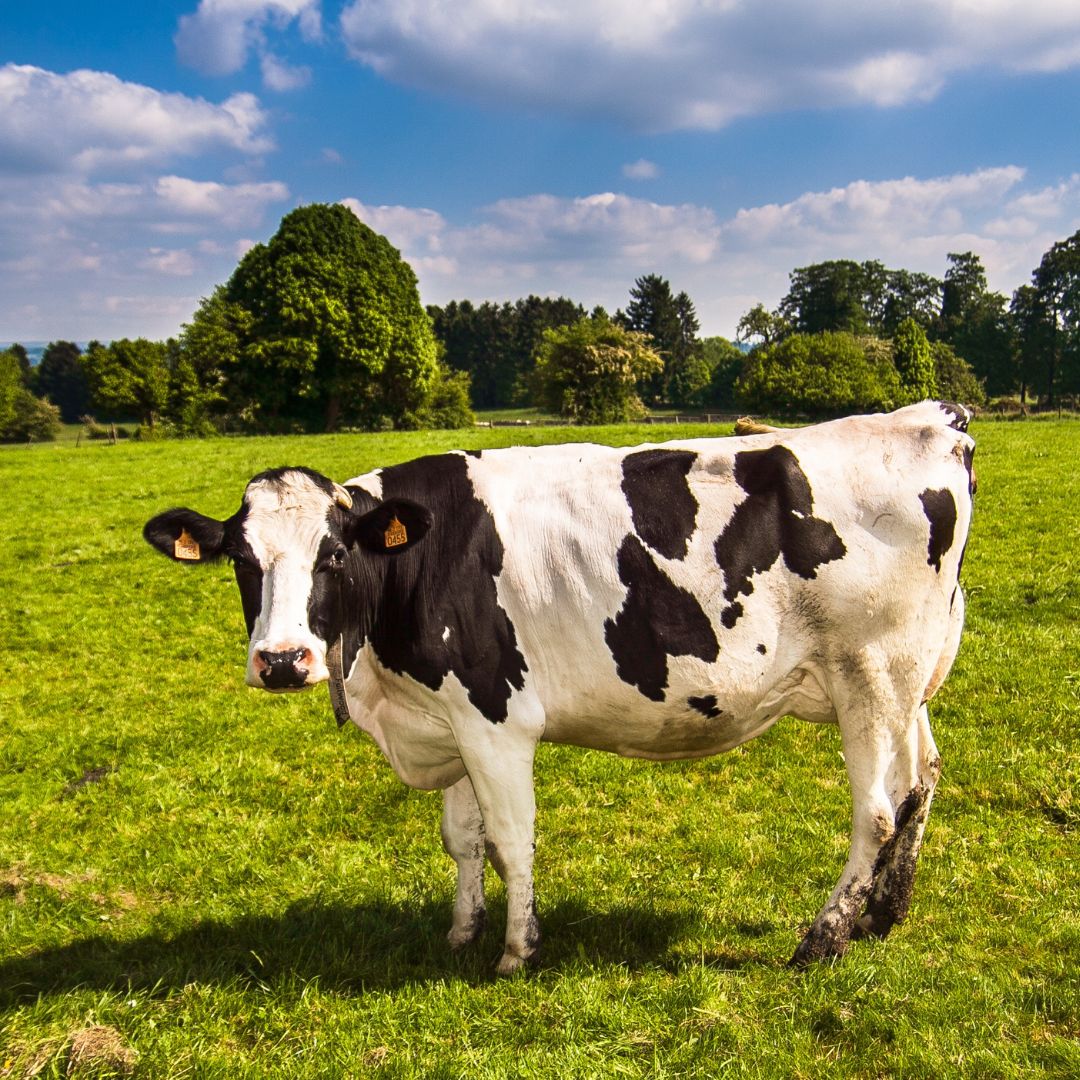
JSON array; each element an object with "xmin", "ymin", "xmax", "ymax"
[
  {"xmin": 141, "ymin": 248, "xmax": 199, "ymax": 276},
  {"xmin": 176, "ymin": 0, "xmax": 321, "ymax": 90},
  {"xmin": 0, "ymin": 63, "xmax": 291, "ymax": 341},
  {"xmin": 339, "ymin": 167, "xmax": 1080, "ymax": 337},
  {"xmin": 0, "ymin": 64, "xmax": 272, "ymax": 174},
  {"xmin": 622, "ymin": 159, "xmax": 660, "ymax": 181},
  {"xmin": 260, "ymin": 53, "xmax": 312, "ymax": 91},
  {"xmin": 339, "ymin": 1, "xmax": 1080, "ymax": 131}
]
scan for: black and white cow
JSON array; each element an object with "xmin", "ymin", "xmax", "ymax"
[{"xmin": 144, "ymin": 401, "xmax": 975, "ymax": 972}]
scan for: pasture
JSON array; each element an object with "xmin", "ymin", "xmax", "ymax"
[{"xmin": 1, "ymin": 419, "xmax": 1078, "ymax": 1078}]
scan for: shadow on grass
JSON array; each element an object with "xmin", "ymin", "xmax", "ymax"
[{"xmin": 0, "ymin": 896, "xmax": 770, "ymax": 1005}]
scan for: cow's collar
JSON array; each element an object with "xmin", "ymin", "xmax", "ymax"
[{"xmin": 327, "ymin": 636, "xmax": 353, "ymax": 728}]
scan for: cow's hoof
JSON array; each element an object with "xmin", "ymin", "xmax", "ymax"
[
  {"xmin": 448, "ymin": 909, "xmax": 487, "ymax": 950},
  {"xmin": 789, "ymin": 930, "xmax": 846, "ymax": 969},
  {"xmin": 495, "ymin": 950, "xmax": 534, "ymax": 976}
]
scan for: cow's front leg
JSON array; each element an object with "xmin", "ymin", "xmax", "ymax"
[
  {"xmin": 456, "ymin": 735, "xmax": 540, "ymax": 976},
  {"xmin": 441, "ymin": 774, "xmax": 487, "ymax": 949}
]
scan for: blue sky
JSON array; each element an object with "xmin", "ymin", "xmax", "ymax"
[{"xmin": 3, "ymin": 1, "xmax": 1080, "ymax": 342}]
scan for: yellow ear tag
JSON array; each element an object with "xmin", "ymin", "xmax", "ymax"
[
  {"xmin": 384, "ymin": 516, "xmax": 408, "ymax": 549},
  {"xmin": 174, "ymin": 528, "xmax": 201, "ymax": 561}
]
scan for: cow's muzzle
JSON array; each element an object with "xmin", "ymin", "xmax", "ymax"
[{"xmin": 255, "ymin": 647, "xmax": 312, "ymax": 691}]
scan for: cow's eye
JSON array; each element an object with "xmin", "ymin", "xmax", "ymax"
[{"xmin": 329, "ymin": 546, "xmax": 347, "ymax": 568}]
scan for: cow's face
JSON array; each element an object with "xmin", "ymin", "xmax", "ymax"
[{"xmin": 144, "ymin": 467, "xmax": 431, "ymax": 692}]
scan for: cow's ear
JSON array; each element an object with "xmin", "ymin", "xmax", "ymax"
[
  {"xmin": 144, "ymin": 508, "xmax": 226, "ymax": 564},
  {"xmin": 347, "ymin": 499, "xmax": 433, "ymax": 555}
]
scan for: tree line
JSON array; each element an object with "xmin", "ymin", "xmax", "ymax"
[
  {"xmin": 4, "ymin": 208, "xmax": 1079, "ymax": 441},
  {"xmin": 430, "ymin": 234, "xmax": 1080, "ymax": 422}
]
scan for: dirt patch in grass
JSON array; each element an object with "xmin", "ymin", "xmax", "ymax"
[
  {"xmin": 65, "ymin": 1026, "xmax": 137, "ymax": 1077},
  {"xmin": 0, "ymin": 866, "xmax": 142, "ymax": 914}
]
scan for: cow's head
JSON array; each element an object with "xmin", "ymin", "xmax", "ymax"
[{"xmin": 143, "ymin": 467, "xmax": 431, "ymax": 691}]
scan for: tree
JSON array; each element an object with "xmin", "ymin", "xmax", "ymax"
[
  {"xmin": 1032, "ymin": 229, "xmax": 1080, "ymax": 403},
  {"xmin": 34, "ymin": 341, "xmax": 90, "ymax": 422},
  {"xmin": 621, "ymin": 274, "xmax": 698, "ymax": 404},
  {"xmin": 0, "ymin": 350, "xmax": 24, "ymax": 433},
  {"xmin": 187, "ymin": 203, "xmax": 439, "ymax": 432},
  {"xmin": 532, "ymin": 313, "xmax": 662, "ymax": 423},
  {"xmin": 82, "ymin": 338, "xmax": 171, "ymax": 429},
  {"xmin": 736, "ymin": 303, "xmax": 788, "ymax": 347},
  {"xmin": 6, "ymin": 344, "xmax": 33, "ymax": 390},
  {"xmin": 405, "ymin": 363, "xmax": 476, "ymax": 429},
  {"xmin": 892, "ymin": 318, "xmax": 937, "ymax": 401},
  {"xmin": 880, "ymin": 270, "xmax": 941, "ymax": 336},
  {"xmin": 779, "ymin": 260, "xmax": 943, "ymax": 339},
  {"xmin": 937, "ymin": 252, "xmax": 1014, "ymax": 396},
  {"xmin": 1010, "ymin": 284, "xmax": 1053, "ymax": 405},
  {"xmin": 779, "ymin": 261, "xmax": 873, "ymax": 336}
]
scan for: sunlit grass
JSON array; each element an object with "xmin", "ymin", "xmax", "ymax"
[{"xmin": 1, "ymin": 420, "xmax": 1078, "ymax": 1077}]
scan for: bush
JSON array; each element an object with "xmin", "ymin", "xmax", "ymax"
[
  {"xmin": 1, "ymin": 390, "xmax": 61, "ymax": 442},
  {"xmin": 404, "ymin": 364, "xmax": 476, "ymax": 430},
  {"xmin": 736, "ymin": 332, "xmax": 902, "ymax": 416}
]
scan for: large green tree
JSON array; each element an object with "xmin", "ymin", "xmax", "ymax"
[
  {"xmin": 184, "ymin": 203, "xmax": 439, "ymax": 432},
  {"xmin": 776, "ymin": 260, "xmax": 943, "ymax": 339},
  {"xmin": 532, "ymin": 313, "xmax": 662, "ymax": 423}
]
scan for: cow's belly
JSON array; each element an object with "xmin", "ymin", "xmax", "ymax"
[{"xmin": 539, "ymin": 661, "xmax": 836, "ymax": 761}]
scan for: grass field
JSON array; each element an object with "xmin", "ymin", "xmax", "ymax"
[{"xmin": 1, "ymin": 418, "xmax": 1078, "ymax": 1078}]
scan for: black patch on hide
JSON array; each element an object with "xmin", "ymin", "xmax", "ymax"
[
  {"xmin": 714, "ymin": 445, "xmax": 846, "ymax": 628},
  {"xmin": 359, "ymin": 453, "xmax": 528, "ymax": 723},
  {"xmin": 605, "ymin": 535, "xmax": 719, "ymax": 702},
  {"xmin": 919, "ymin": 488, "xmax": 957, "ymax": 573},
  {"xmin": 621, "ymin": 448, "xmax": 699, "ymax": 560},
  {"xmin": 688, "ymin": 694, "xmax": 723, "ymax": 719}
]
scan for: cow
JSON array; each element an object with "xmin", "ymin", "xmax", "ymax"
[{"xmin": 143, "ymin": 401, "xmax": 975, "ymax": 973}]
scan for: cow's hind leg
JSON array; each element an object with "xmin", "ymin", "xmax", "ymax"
[
  {"xmin": 852, "ymin": 704, "xmax": 941, "ymax": 941},
  {"xmin": 791, "ymin": 680, "xmax": 931, "ymax": 967},
  {"xmin": 441, "ymin": 775, "xmax": 487, "ymax": 949}
]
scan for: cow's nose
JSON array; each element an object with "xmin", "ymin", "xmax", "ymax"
[{"xmin": 257, "ymin": 648, "xmax": 311, "ymax": 690}]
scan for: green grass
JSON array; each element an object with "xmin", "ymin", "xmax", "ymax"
[{"xmin": 1, "ymin": 420, "xmax": 1078, "ymax": 1078}]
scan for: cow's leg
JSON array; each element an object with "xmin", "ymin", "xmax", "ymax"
[
  {"xmin": 441, "ymin": 774, "xmax": 487, "ymax": 949},
  {"xmin": 791, "ymin": 680, "xmax": 925, "ymax": 967},
  {"xmin": 852, "ymin": 703, "xmax": 941, "ymax": 941},
  {"xmin": 455, "ymin": 733, "xmax": 541, "ymax": 976}
]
